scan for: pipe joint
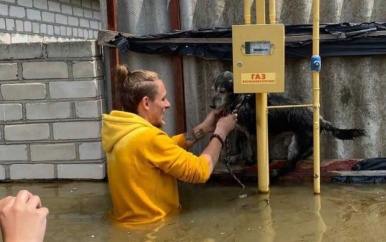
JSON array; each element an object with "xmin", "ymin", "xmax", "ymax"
[{"xmin": 311, "ymin": 55, "xmax": 321, "ymax": 72}]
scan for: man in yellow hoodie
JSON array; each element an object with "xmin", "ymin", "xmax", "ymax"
[{"xmin": 102, "ymin": 65, "xmax": 237, "ymax": 227}]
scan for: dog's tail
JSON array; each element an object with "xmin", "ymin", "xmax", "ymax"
[{"xmin": 321, "ymin": 120, "xmax": 366, "ymax": 140}]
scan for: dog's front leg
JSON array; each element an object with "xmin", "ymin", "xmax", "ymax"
[
  {"xmin": 270, "ymin": 135, "xmax": 300, "ymax": 180},
  {"xmin": 236, "ymin": 125, "xmax": 256, "ymax": 165}
]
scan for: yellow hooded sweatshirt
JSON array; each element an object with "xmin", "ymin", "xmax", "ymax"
[{"xmin": 102, "ymin": 111, "xmax": 210, "ymax": 227}]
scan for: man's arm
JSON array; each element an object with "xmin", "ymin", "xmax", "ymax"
[
  {"xmin": 182, "ymin": 109, "xmax": 223, "ymax": 148},
  {"xmin": 183, "ymin": 123, "xmax": 209, "ymax": 148}
]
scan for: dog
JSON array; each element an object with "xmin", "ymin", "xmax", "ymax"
[{"xmin": 210, "ymin": 71, "xmax": 367, "ymax": 178}]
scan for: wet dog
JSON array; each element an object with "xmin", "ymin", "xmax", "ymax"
[{"xmin": 210, "ymin": 71, "xmax": 367, "ymax": 178}]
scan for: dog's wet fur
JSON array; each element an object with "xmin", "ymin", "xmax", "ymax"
[{"xmin": 210, "ymin": 71, "xmax": 367, "ymax": 179}]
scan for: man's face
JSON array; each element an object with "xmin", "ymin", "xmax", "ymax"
[{"xmin": 148, "ymin": 79, "xmax": 171, "ymax": 128}]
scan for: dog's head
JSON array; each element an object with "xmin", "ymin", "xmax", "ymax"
[{"xmin": 210, "ymin": 71, "xmax": 237, "ymax": 109}]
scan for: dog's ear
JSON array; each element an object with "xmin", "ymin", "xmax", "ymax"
[{"xmin": 223, "ymin": 71, "xmax": 233, "ymax": 83}]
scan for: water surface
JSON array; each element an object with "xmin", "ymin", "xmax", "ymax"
[{"xmin": 1, "ymin": 181, "xmax": 386, "ymax": 241}]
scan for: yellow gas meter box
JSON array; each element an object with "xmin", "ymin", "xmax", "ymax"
[{"xmin": 232, "ymin": 24, "xmax": 285, "ymax": 93}]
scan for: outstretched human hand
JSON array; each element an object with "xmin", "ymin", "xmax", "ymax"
[
  {"xmin": 214, "ymin": 113, "xmax": 237, "ymax": 139},
  {"xmin": 0, "ymin": 190, "xmax": 49, "ymax": 242},
  {"xmin": 200, "ymin": 109, "xmax": 224, "ymax": 133}
]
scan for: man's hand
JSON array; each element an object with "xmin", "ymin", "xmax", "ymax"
[
  {"xmin": 199, "ymin": 109, "xmax": 224, "ymax": 134},
  {"xmin": 0, "ymin": 190, "xmax": 49, "ymax": 242},
  {"xmin": 184, "ymin": 109, "xmax": 224, "ymax": 147}
]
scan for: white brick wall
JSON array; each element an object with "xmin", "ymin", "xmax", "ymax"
[
  {"xmin": 30, "ymin": 143, "xmax": 76, "ymax": 161},
  {"xmin": 55, "ymin": 14, "xmax": 67, "ymax": 25},
  {"xmin": 57, "ymin": 163, "xmax": 105, "ymax": 179},
  {"xmin": 10, "ymin": 6, "xmax": 26, "ymax": 18},
  {"xmin": 16, "ymin": 20, "xmax": 23, "ymax": 31},
  {"xmin": 0, "ymin": 0, "xmax": 101, "ymax": 44},
  {"xmin": 0, "ymin": 104, "xmax": 23, "ymax": 121},
  {"xmin": 0, "ymin": 4, "xmax": 8, "ymax": 15},
  {"xmin": 18, "ymin": 0, "xmax": 33, "ymax": 8},
  {"xmin": 0, "ymin": 19, "xmax": 5, "ymax": 29},
  {"xmin": 34, "ymin": 0, "xmax": 48, "ymax": 10},
  {"xmin": 27, "ymin": 9, "xmax": 42, "ymax": 21},
  {"xmin": 0, "ymin": 167, "xmax": 5, "ymax": 180},
  {"xmin": 0, "ymin": 145, "xmax": 28, "ymax": 161},
  {"xmin": 79, "ymin": 142, "xmax": 104, "ymax": 160},
  {"xmin": 42, "ymin": 12, "xmax": 54, "ymax": 22},
  {"xmin": 23, "ymin": 62, "xmax": 69, "ymax": 79},
  {"xmin": 6, "ymin": 19, "xmax": 15, "ymax": 31},
  {"xmin": 0, "ymin": 63, "xmax": 18, "ymax": 80},
  {"xmin": 73, "ymin": 60, "xmax": 103, "ymax": 78},
  {"xmin": 5, "ymin": 123, "xmax": 50, "ymax": 141},
  {"xmin": 49, "ymin": 80, "xmax": 99, "ymax": 99},
  {"xmin": 53, "ymin": 121, "xmax": 100, "ymax": 140},
  {"xmin": 0, "ymin": 40, "xmax": 106, "ymax": 180},
  {"xmin": 10, "ymin": 164, "xmax": 55, "ymax": 179},
  {"xmin": 1, "ymin": 83, "xmax": 47, "ymax": 100},
  {"xmin": 75, "ymin": 100, "xmax": 101, "ymax": 118},
  {"xmin": 0, "ymin": 42, "xmax": 43, "ymax": 59},
  {"xmin": 26, "ymin": 102, "xmax": 72, "ymax": 120},
  {"xmin": 24, "ymin": 21, "xmax": 31, "ymax": 31},
  {"xmin": 48, "ymin": 1, "xmax": 61, "ymax": 12}
]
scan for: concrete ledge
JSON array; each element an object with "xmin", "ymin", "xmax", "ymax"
[
  {"xmin": 0, "ymin": 43, "xmax": 44, "ymax": 60},
  {"xmin": 46, "ymin": 41, "xmax": 101, "ymax": 58},
  {"xmin": 0, "ymin": 41, "xmax": 100, "ymax": 61},
  {"xmin": 211, "ymin": 159, "xmax": 386, "ymax": 183}
]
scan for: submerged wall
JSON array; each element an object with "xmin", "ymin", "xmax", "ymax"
[
  {"xmin": 0, "ymin": 41, "xmax": 106, "ymax": 180},
  {"xmin": 115, "ymin": 0, "xmax": 386, "ymax": 162}
]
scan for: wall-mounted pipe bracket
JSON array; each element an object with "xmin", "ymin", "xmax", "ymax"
[{"xmin": 311, "ymin": 55, "xmax": 321, "ymax": 72}]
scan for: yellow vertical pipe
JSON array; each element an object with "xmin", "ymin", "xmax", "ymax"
[
  {"xmin": 312, "ymin": 0, "xmax": 321, "ymax": 194},
  {"xmin": 244, "ymin": 0, "xmax": 251, "ymax": 24},
  {"xmin": 256, "ymin": 0, "xmax": 265, "ymax": 24},
  {"xmin": 256, "ymin": 0, "xmax": 269, "ymax": 193},
  {"xmin": 257, "ymin": 93, "xmax": 269, "ymax": 192},
  {"xmin": 269, "ymin": 0, "xmax": 276, "ymax": 24}
]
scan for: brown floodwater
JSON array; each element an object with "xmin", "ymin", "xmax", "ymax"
[{"xmin": 1, "ymin": 181, "xmax": 386, "ymax": 242}]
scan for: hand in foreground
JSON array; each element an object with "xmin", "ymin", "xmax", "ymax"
[
  {"xmin": 214, "ymin": 113, "xmax": 238, "ymax": 138},
  {"xmin": 200, "ymin": 109, "xmax": 224, "ymax": 133},
  {"xmin": 0, "ymin": 190, "xmax": 49, "ymax": 242}
]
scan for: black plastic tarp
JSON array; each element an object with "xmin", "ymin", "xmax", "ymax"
[
  {"xmin": 352, "ymin": 158, "xmax": 386, "ymax": 171},
  {"xmin": 332, "ymin": 158, "xmax": 386, "ymax": 184},
  {"xmin": 110, "ymin": 22, "xmax": 386, "ymax": 60}
]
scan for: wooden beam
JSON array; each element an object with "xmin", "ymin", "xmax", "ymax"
[
  {"xmin": 106, "ymin": 0, "xmax": 120, "ymax": 110},
  {"xmin": 170, "ymin": 0, "xmax": 186, "ymax": 134},
  {"xmin": 97, "ymin": 29, "xmax": 232, "ymax": 47},
  {"xmin": 97, "ymin": 29, "xmax": 386, "ymax": 47}
]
